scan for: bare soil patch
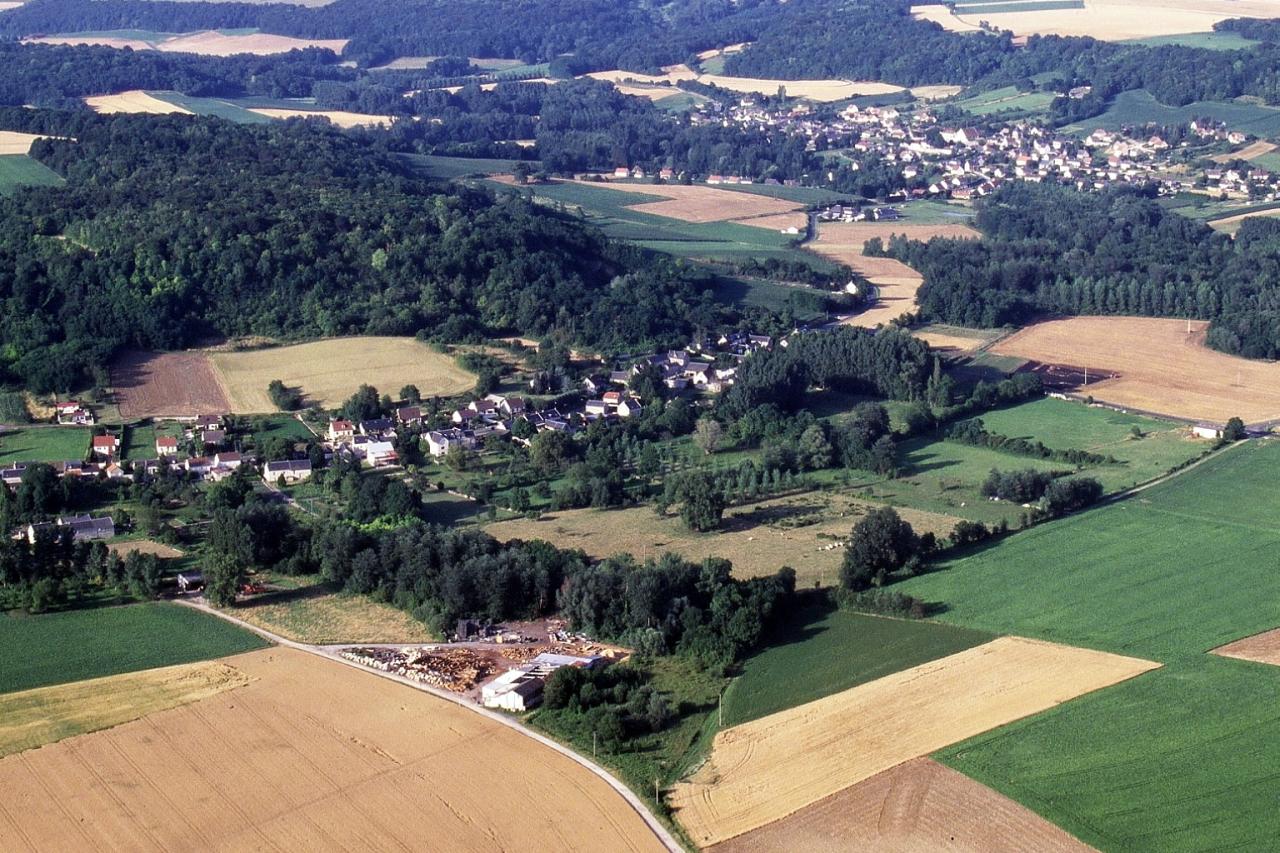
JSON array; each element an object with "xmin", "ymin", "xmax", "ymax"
[
  {"xmin": 108, "ymin": 540, "xmax": 184, "ymax": 559},
  {"xmin": 712, "ymin": 757, "xmax": 1093, "ymax": 853},
  {"xmin": 670, "ymin": 636, "xmax": 1158, "ymax": 847},
  {"xmin": 111, "ymin": 350, "xmax": 232, "ymax": 419},
  {"xmin": 487, "ymin": 493, "xmax": 961, "ymax": 587},
  {"xmin": 811, "ymin": 222, "xmax": 978, "ymax": 328},
  {"xmin": 0, "ymin": 661, "xmax": 248, "ymax": 758},
  {"xmin": 84, "ymin": 91, "xmax": 190, "ymax": 115},
  {"xmin": 990, "ymin": 316, "xmax": 1280, "ymax": 424},
  {"xmin": 1212, "ymin": 628, "xmax": 1280, "ymax": 666},
  {"xmin": 0, "ymin": 648, "xmax": 664, "ymax": 852},
  {"xmin": 248, "ymin": 108, "xmax": 394, "ymax": 128}
]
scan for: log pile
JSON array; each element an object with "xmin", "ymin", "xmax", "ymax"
[{"xmin": 340, "ymin": 647, "xmax": 494, "ymax": 692}]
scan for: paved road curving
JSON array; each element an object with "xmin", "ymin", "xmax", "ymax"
[{"xmin": 177, "ymin": 598, "xmax": 684, "ymax": 853}]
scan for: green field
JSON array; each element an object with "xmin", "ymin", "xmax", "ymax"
[
  {"xmin": 0, "ymin": 603, "xmax": 268, "ymax": 693},
  {"xmin": 0, "ymin": 427, "xmax": 90, "ymax": 464},
  {"xmin": 711, "ymin": 276, "xmax": 828, "ymax": 320},
  {"xmin": 151, "ymin": 92, "xmax": 272, "ymax": 124},
  {"xmin": 955, "ymin": 86, "xmax": 1055, "ymax": 117},
  {"xmin": 404, "ymin": 153, "xmax": 529, "ymax": 179},
  {"xmin": 0, "ymin": 155, "xmax": 65, "ymax": 196},
  {"xmin": 953, "ymin": 0, "xmax": 1082, "ymax": 13},
  {"xmin": 1067, "ymin": 89, "xmax": 1280, "ymax": 137},
  {"xmin": 1123, "ymin": 31, "xmax": 1259, "ymax": 51},
  {"xmin": 723, "ymin": 604, "xmax": 993, "ymax": 726},
  {"xmin": 893, "ymin": 440, "xmax": 1280, "ymax": 850}
]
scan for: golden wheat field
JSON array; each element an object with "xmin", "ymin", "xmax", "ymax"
[
  {"xmin": 0, "ymin": 131, "xmax": 48, "ymax": 156},
  {"xmin": 0, "ymin": 648, "xmax": 665, "ymax": 852},
  {"xmin": 990, "ymin": 316, "xmax": 1280, "ymax": 423},
  {"xmin": 209, "ymin": 337, "xmax": 476, "ymax": 411},
  {"xmin": 247, "ymin": 108, "xmax": 394, "ymax": 128},
  {"xmin": 671, "ymin": 637, "xmax": 1158, "ymax": 846},
  {"xmin": 84, "ymin": 91, "xmax": 191, "ymax": 115},
  {"xmin": 0, "ymin": 661, "xmax": 248, "ymax": 759},
  {"xmin": 936, "ymin": 0, "xmax": 1280, "ymax": 41}
]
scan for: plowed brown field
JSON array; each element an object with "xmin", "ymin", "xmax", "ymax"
[
  {"xmin": 671, "ymin": 637, "xmax": 1157, "ymax": 847},
  {"xmin": 0, "ymin": 648, "xmax": 665, "ymax": 852},
  {"xmin": 111, "ymin": 350, "xmax": 231, "ymax": 418},
  {"xmin": 990, "ymin": 316, "xmax": 1280, "ymax": 423},
  {"xmin": 1212, "ymin": 628, "xmax": 1280, "ymax": 666},
  {"xmin": 711, "ymin": 757, "xmax": 1093, "ymax": 852}
]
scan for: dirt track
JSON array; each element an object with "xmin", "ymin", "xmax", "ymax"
[
  {"xmin": 990, "ymin": 316, "xmax": 1280, "ymax": 424},
  {"xmin": 671, "ymin": 637, "xmax": 1157, "ymax": 847},
  {"xmin": 0, "ymin": 648, "xmax": 667, "ymax": 852},
  {"xmin": 711, "ymin": 757, "xmax": 1094, "ymax": 852}
]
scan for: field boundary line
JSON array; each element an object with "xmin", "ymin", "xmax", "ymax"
[
  {"xmin": 175, "ymin": 598, "xmax": 683, "ymax": 853},
  {"xmin": 1103, "ymin": 438, "xmax": 1247, "ymax": 505}
]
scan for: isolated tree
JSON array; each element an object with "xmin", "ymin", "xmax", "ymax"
[
  {"xmin": 1223, "ymin": 417, "xmax": 1246, "ymax": 441},
  {"xmin": 400, "ymin": 384, "xmax": 422, "ymax": 405},
  {"xmin": 676, "ymin": 470, "xmax": 725, "ymax": 532},
  {"xmin": 693, "ymin": 417, "xmax": 723, "ymax": 455},
  {"xmin": 342, "ymin": 384, "xmax": 382, "ymax": 421},
  {"xmin": 841, "ymin": 507, "xmax": 919, "ymax": 591}
]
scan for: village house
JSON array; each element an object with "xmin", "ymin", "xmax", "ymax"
[
  {"xmin": 201, "ymin": 428, "xmax": 226, "ymax": 449},
  {"xmin": 91, "ymin": 434, "xmax": 121, "ymax": 460},
  {"xmin": 155, "ymin": 436, "xmax": 179, "ymax": 456},
  {"xmin": 263, "ymin": 458, "xmax": 313, "ymax": 484},
  {"xmin": 328, "ymin": 419, "xmax": 355, "ymax": 442},
  {"xmin": 56, "ymin": 401, "xmax": 95, "ymax": 426},
  {"xmin": 396, "ymin": 405, "xmax": 424, "ymax": 426},
  {"xmin": 27, "ymin": 514, "xmax": 114, "ymax": 544}
]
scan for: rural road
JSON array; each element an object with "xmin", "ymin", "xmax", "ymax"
[{"xmin": 176, "ymin": 598, "xmax": 685, "ymax": 853}]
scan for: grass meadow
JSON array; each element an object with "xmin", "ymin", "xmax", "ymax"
[
  {"xmin": 232, "ymin": 573, "xmax": 436, "ymax": 644},
  {"xmin": 1067, "ymin": 89, "xmax": 1280, "ymax": 137},
  {"xmin": 722, "ymin": 603, "xmax": 993, "ymax": 726},
  {"xmin": 0, "ymin": 155, "xmax": 65, "ymax": 196},
  {"xmin": 892, "ymin": 440, "xmax": 1280, "ymax": 850},
  {"xmin": 0, "ymin": 603, "xmax": 267, "ymax": 694},
  {"xmin": 0, "ymin": 426, "xmax": 90, "ymax": 464}
]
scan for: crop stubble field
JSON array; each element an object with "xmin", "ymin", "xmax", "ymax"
[
  {"xmin": 990, "ymin": 316, "xmax": 1280, "ymax": 423},
  {"xmin": 670, "ymin": 636, "xmax": 1157, "ymax": 847},
  {"xmin": 0, "ymin": 661, "xmax": 248, "ymax": 758},
  {"xmin": 711, "ymin": 757, "xmax": 1091, "ymax": 853},
  {"xmin": 0, "ymin": 648, "xmax": 665, "ymax": 853},
  {"xmin": 210, "ymin": 337, "xmax": 476, "ymax": 411},
  {"xmin": 28, "ymin": 30, "xmax": 348, "ymax": 56},
  {"xmin": 809, "ymin": 221, "xmax": 979, "ymax": 327},
  {"xmin": 927, "ymin": 0, "xmax": 1280, "ymax": 40}
]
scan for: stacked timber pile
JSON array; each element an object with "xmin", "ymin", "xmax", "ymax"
[{"xmin": 340, "ymin": 647, "xmax": 493, "ymax": 692}]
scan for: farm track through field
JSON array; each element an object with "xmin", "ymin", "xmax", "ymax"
[{"xmin": 174, "ymin": 599, "xmax": 683, "ymax": 853}]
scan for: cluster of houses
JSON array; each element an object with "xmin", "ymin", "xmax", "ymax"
[
  {"xmin": 324, "ymin": 417, "xmax": 400, "ymax": 468},
  {"xmin": 678, "ymin": 90, "xmax": 1278, "ymax": 203}
]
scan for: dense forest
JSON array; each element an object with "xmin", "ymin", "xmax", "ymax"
[
  {"xmin": 883, "ymin": 182, "xmax": 1280, "ymax": 358},
  {"xmin": 0, "ymin": 110, "xmax": 724, "ymax": 392}
]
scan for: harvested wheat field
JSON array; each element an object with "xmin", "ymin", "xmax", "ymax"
[
  {"xmin": 0, "ymin": 131, "xmax": 46, "ymax": 156},
  {"xmin": 587, "ymin": 68, "xmax": 903, "ymax": 103},
  {"xmin": 947, "ymin": 0, "xmax": 1280, "ymax": 41},
  {"xmin": 1211, "ymin": 140, "xmax": 1276, "ymax": 164},
  {"xmin": 913, "ymin": 325, "xmax": 1001, "ymax": 353},
  {"xmin": 487, "ymin": 494, "xmax": 960, "ymax": 586},
  {"xmin": 30, "ymin": 30, "xmax": 347, "ymax": 56},
  {"xmin": 84, "ymin": 90, "xmax": 191, "ymax": 116},
  {"xmin": 112, "ymin": 350, "xmax": 232, "ymax": 419},
  {"xmin": 811, "ymin": 222, "xmax": 979, "ymax": 327},
  {"xmin": 0, "ymin": 661, "xmax": 248, "ymax": 758},
  {"xmin": 911, "ymin": 4, "xmax": 985, "ymax": 32},
  {"xmin": 711, "ymin": 757, "xmax": 1092, "ymax": 853},
  {"xmin": 210, "ymin": 336, "xmax": 475, "ymax": 411},
  {"xmin": 248, "ymin": 108, "xmax": 394, "ymax": 128},
  {"xmin": 671, "ymin": 637, "xmax": 1157, "ymax": 847},
  {"xmin": 580, "ymin": 179, "xmax": 801, "ymax": 223},
  {"xmin": 1212, "ymin": 628, "xmax": 1280, "ymax": 666},
  {"xmin": 739, "ymin": 211, "xmax": 810, "ymax": 233},
  {"xmin": 0, "ymin": 648, "xmax": 664, "ymax": 852},
  {"xmin": 0, "ymin": 2, "xmax": 24, "ymax": 11},
  {"xmin": 108, "ymin": 540, "xmax": 184, "ymax": 559},
  {"xmin": 991, "ymin": 316, "xmax": 1280, "ymax": 423}
]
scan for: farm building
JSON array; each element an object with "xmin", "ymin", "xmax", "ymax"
[
  {"xmin": 26, "ymin": 514, "xmax": 115, "ymax": 544},
  {"xmin": 1193, "ymin": 423, "xmax": 1223, "ymax": 440},
  {"xmin": 263, "ymin": 459, "xmax": 313, "ymax": 484},
  {"xmin": 482, "ymin": 668, "xmax": 545, "ymax": 712}
]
